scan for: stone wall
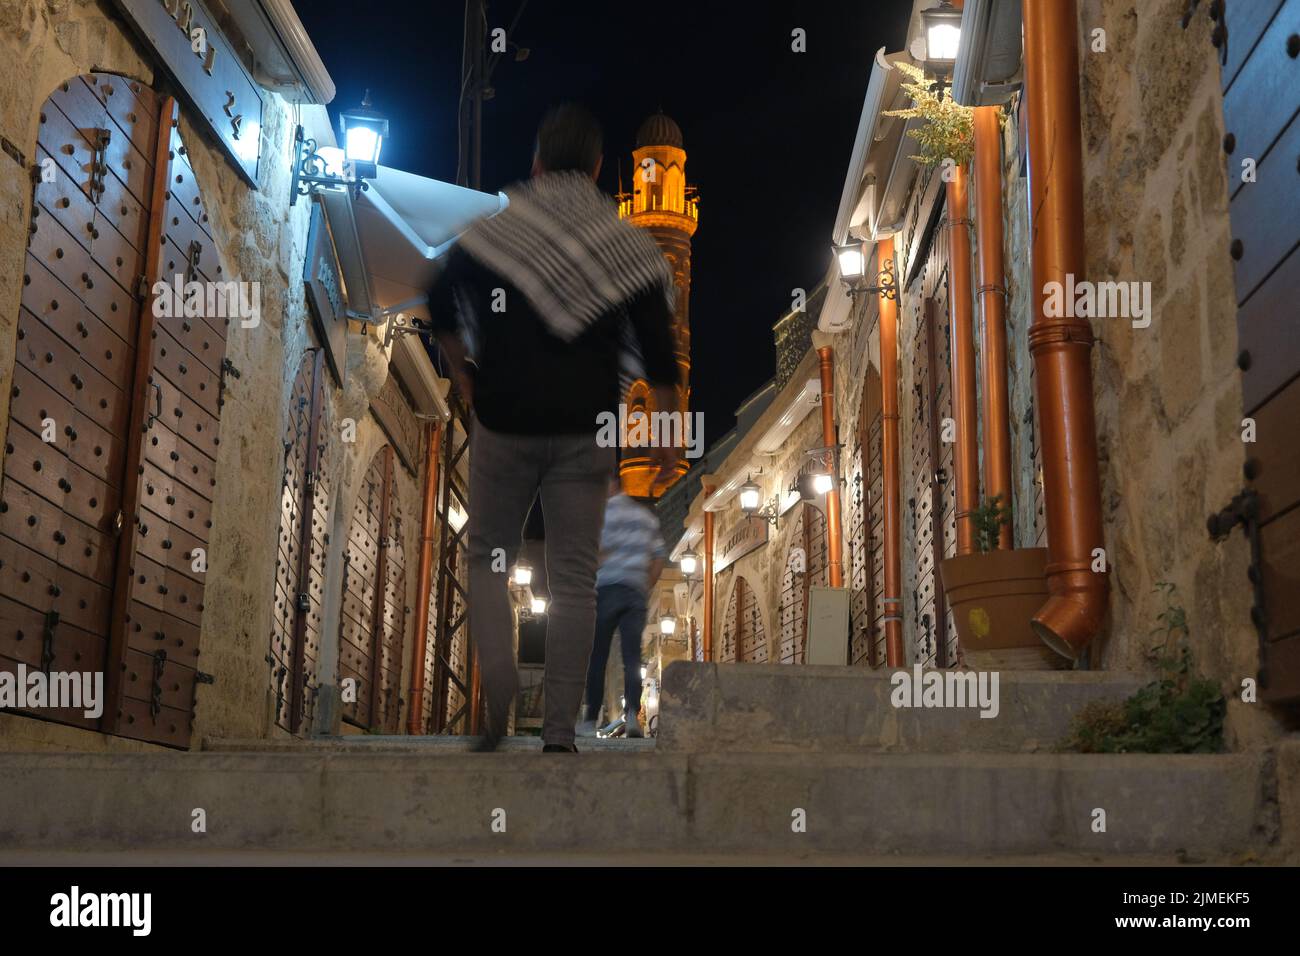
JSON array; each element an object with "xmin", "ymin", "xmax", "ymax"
[{"xmin": 1072, "ymin": 0, "xmax": 1273, "ymax": 744}]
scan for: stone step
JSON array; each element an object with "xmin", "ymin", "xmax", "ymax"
[
  {"xmin": 657, "ymin": 662, "xmax": 1147, "ymax": 753},
  {"xmin": 0, "ymin": 749, "xmax": 1274, "ymax": 860},
  {"xmin": 201, "ymin": 735, "xmax": 655, "ymax": 754}
]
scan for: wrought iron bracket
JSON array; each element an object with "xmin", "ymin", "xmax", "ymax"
[
  {"xmin": 40, "ymin": 609, "xmax": 59, "ymax": 673},
  {"xmin": 289, "ymin": 123, "xmax": 367, "ymax": 206},
  {"xmin": 848, "ymin": 258, "xmax": 899, "ymax": 301},
  {"xmin": 1207, "ymin": 487, "xmax": 1269, "ymax": 686}
]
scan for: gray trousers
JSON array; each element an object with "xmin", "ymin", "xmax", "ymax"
[{"xmin": 467, "ymin": 422, "xmax": 613, "ymax": 746}]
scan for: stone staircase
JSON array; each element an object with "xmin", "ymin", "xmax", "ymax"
[{"xmin": 0, "ymin": 663, "xmax": 1295, "ymax": 863}]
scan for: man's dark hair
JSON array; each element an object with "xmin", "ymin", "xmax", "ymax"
[{"xmin": 536, "ymin": 103, "xmax": 603, "ymax": 175}]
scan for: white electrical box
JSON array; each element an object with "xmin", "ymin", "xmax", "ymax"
[{"xmin": 805, "ymin": 587, "xmax": 850, "ymax": 665}]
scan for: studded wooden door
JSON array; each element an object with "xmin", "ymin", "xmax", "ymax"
[
  {"xmin": 735, "ymin": 576, "xmax": 767, "ymax": 663},
  {"xmin": 908, "ymin": 291, "xmax": 957, "ymax": 669},
  {"xmin": 777, "ymin": 503, "xmax": 828, "ymax": 664},
  {"xmin": 339, "ymin": 445, "xmax": 407, "ymax": 731},
  {"xmin": 269, "ymin": 349, "xmax": 335, "ymax": 733},
  {"xmin": 715, "ymin": 567, "xmax": 737, "ymax": 662},
  {"xmin": 2, "ymin": 77, "xmax": 225, "ymax": 747},
  {"xmin": 1214, "ymin": 0, "xmax": 1300, "ymax": 702},
  {"xmin": 847, "ymin": 366, "xmax": 886, "ymax": 667}
]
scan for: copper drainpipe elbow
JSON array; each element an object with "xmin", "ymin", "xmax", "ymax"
[
  {"xmin": 946, "ymin": 168, "xmax": 980, "ymax": 556},
  {"xmin": 973, "ymin": 106, "xmax": 1014, "ymax": 549},
  {"xmin": 878, "ymin": 237, "xmax": 905, "ymax": 667},
  {"xmin": 702, "ymin": 496, "xmax": 716, "ymax": 662},
  {"xmin": 816, "ymin": 345, "xmax": 845, "ymax": 588},
  {"xmin": 407, "ymin": 421, "xmax": 442, "ymax": 735},
  {"xmin": 1024, "ymin": 0, "xmax": 1108, "ymax": 659}
]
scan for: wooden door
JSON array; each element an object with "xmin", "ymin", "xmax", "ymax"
[{"xmin": 1216, "ymin": 0, "xmax": 1300, "ymax": 701}]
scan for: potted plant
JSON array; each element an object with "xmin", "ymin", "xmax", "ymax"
[{"xmin": 938, "ymin": 496, "xmax": 1063, "ymax": 669}]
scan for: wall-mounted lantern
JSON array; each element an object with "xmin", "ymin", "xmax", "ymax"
[
  {"xmin": 659, "ymin": 613, "xmax": 677, "ymax": 636},
  {"xmin": 795, "ymin": 445, "xmax": 840, "ymax": 501},
  {"xmin": 834, "ymin": 241, "xmax": 897, "ymax": 300},
  {"xmin": 739, "ymin": 475, "xmax": 781, "ymax": 527},
  {"xmin": 340, "ymin": 91, "xmax": 389, "ymax": 180},
  {"xmin": 920, "ymin": 0, "xmax": 963, "ymax": 74},
  {"xmin": 679, "ymin": 549, "xmax": 699, "ymax": 577},
  {"xmin": 530, "ymin": 596, "xmax": 548, "ymax": 615},
  {"xmin": 291, "ymin": 90, "xmax": 388, "ymax": 205}
]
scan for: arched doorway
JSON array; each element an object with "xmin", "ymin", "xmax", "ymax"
[
  {"xmin": 338, "ymin": 445, "xmax": 407, "ymax": 732},
  {"xmin": 269, "ymin": 349, "xmax": 336, "ymax": 734},
  {"xmin": 721, "ymin": 575, "xmax": 766, "ymax": 663},
  {"xmin": 0, "ymin": 75, "xmax": 227, "ymax": 747},
  {"xmin": 777, "ymin": 503, "xmax": 829, "ymax": 664}
]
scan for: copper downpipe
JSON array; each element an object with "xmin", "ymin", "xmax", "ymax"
[
  {"xmin": 816, "ymin": 346, "xmax": 845, "ymax": 587},
  {"xmin": 702, "ymin": 490, "xmax": 716, "ymax": 662},
  {"xmin": 1024, "ymin": 0, "xmax": 1108, "ymax": 659},
  {"xmin": 407, "ymin": 421, "xmax": 442, "ymax": 735},
  {"xmin": 468, "ymin": 646, "xmax": 482, "ymax": 734},
  {"xmin": 878, "ymin": 237, "xmax": 905, "ymax": 667},
  {"xmin": 973, "ymin": 106, "xmax": 1014, "ymax": 549},
  {"xmin": 946, "ymin": 167, "xmax": 980, "ymax": 556}
]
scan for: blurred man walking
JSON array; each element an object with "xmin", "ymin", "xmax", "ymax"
[{"xmin": 428, "ymin": 104, "xmax": 677, "ymax": 753}]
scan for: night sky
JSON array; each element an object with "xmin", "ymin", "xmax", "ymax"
[{"xmin": 297, "ymin": 0, "xmax": 914, "ymax": 448}]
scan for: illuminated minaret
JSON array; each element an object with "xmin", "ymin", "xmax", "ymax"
[{"xmin": 617, "ymin": 111, "xmax": 699, "ymax": 498}]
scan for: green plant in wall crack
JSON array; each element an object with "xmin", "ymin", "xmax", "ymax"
[
  {"xmin": 1058, "ymin": 582, "xmax": 1226, "ymax": 754},
  {"xmin": 883, "ymin": 60, "xmax": 975, "ymax": 168},
  {"xmin": 971, "ymin": 494, "xmax": 1012, "ymax": 553}
]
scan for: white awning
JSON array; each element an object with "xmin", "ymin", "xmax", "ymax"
[
  {"xmin": 317, "ymin": 147, "xmax": 508, "ymax": 323},
  {"xmin": 314, "ymin": 155, "xmax": 508, "ymax": 417}
]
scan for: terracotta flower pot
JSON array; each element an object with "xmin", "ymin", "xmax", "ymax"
[{"xmin": 938, "ymin": 547, "xmax": 1066, "ymax": 669}]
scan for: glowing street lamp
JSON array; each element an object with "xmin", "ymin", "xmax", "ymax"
[
  {"xmin": 659, "ymin": 613, "xmax": 677, "ymax": 636},
  {"xmin": 835, "ymin": 242, "xmax": 866, "ymax": 280},
  {"xmin": 512, "ymin": 561, "xmax": 533, "ymax": 587},
  {"xmin": 339, "ymin": 90, "xmax": 389, "ymax": 181},
  {"xmin": 679, "ymin": 549, "xmax": 699, "ymax": 577},
  {"xmin": 920, "ymin": 0, "xmax": 963, "ymax": 77},
  {"xmin": 835, "ymin": 241, "xmax": 897, "ymax": 299},
  {"xmin": 290, "ymin": 90, "xmax": 389, "ymax": 205},
  {"xmin": 530, "ymin": 596, "xmax": 548, "ymax": 615},
  {"xmin": 738, "ymin": 478, "xmax": 763, "ymax": 514}
]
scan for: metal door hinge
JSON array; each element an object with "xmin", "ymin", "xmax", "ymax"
[
  {"xmin": 90, "ymin": 128, "xmax": 111, "ymax": 203},
  {"xmin": 149, "ymin": 649, "xmax": 168, "ymax": 720},
  {"xmin": 1207, "ymin": 488, "xmax": 1268, "ymax": 684},
  {"xmin": 40, "ymin": 609, "xmax": 59, "ymax": 673}
]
